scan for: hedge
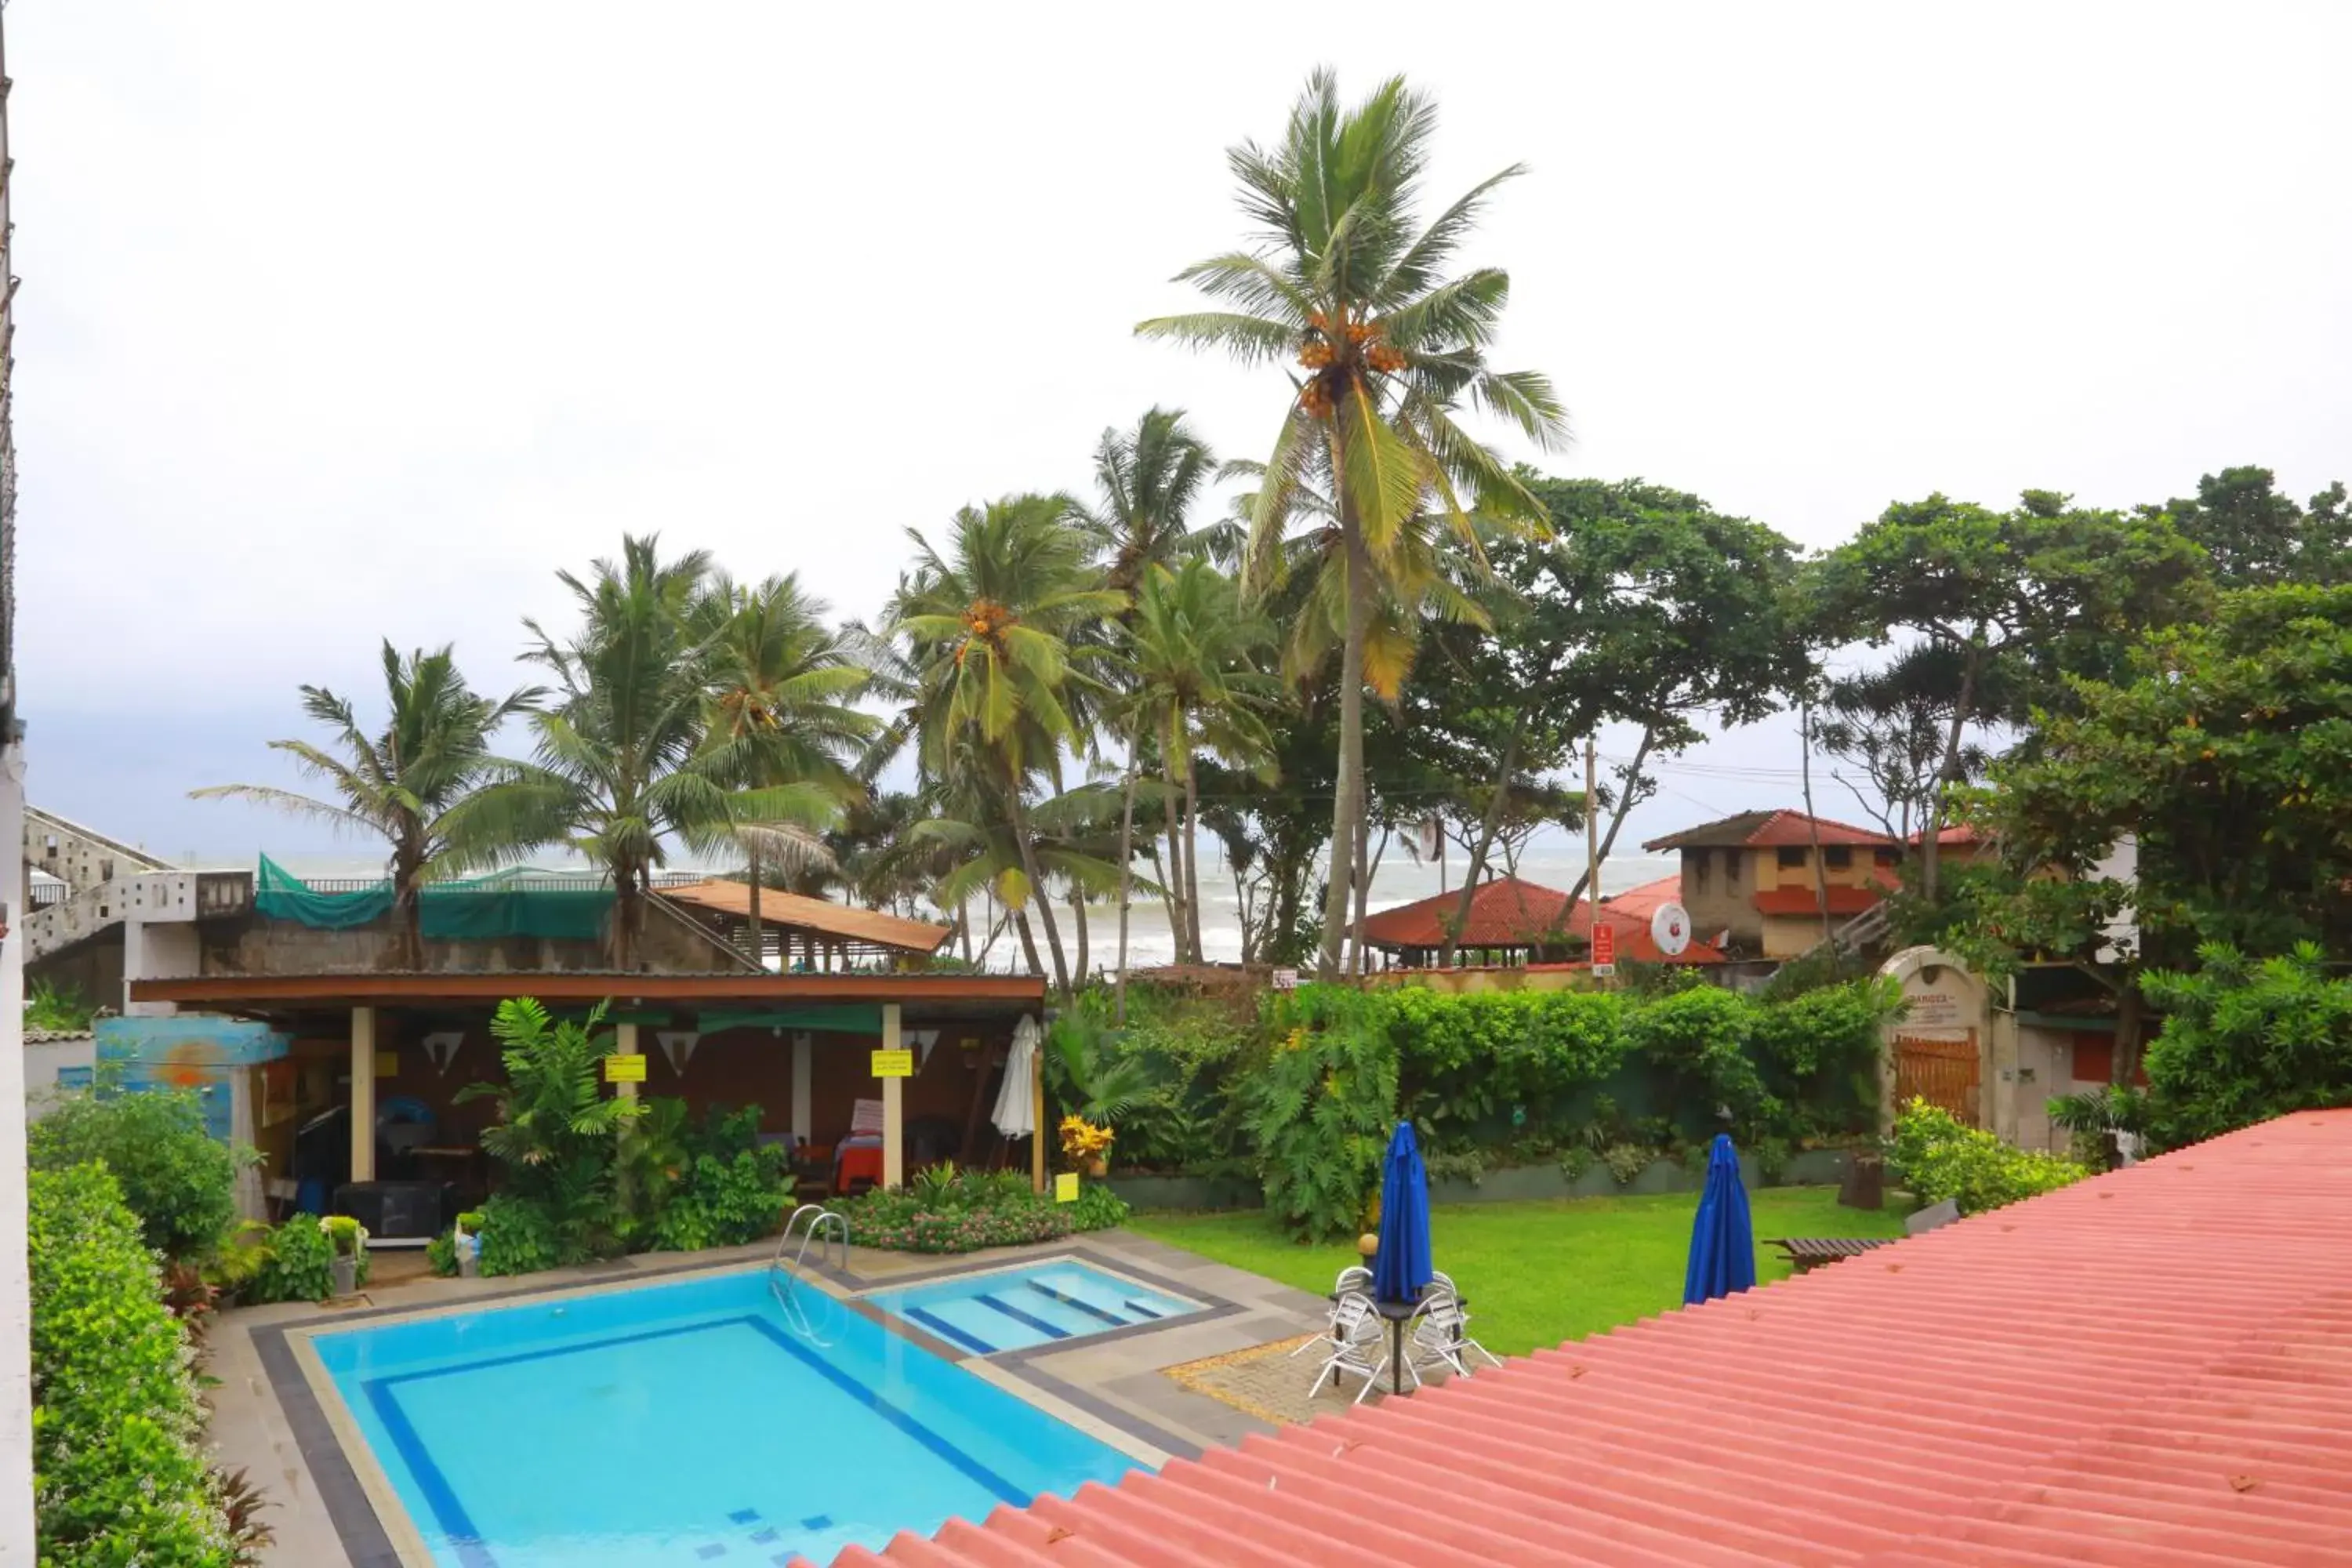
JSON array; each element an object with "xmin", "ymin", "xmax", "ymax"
[{"xmin": 29, "ymin": 1163, "xmax": 233, "ymax": 1567}]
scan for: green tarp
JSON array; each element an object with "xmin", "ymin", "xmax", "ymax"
[{"xmin": 254, "ymin": 855, "xmax": 613, "ymax": 942}]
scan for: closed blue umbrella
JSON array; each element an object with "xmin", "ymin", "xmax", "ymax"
[
  {"xmin": 1373, "ymin": 1122, "xmax": 1434, "ymax": 1305},
  {"xmin": 1683, "ymin": 1133, "xmax": 1758, "ymax": 1305}
]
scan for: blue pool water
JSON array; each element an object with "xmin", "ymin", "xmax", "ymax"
[
  {"xmin": 310, "ymin": 1268, "xmax": 1148, "ymax": 1568},
  {"xmin": 863, "ymin": 1261, "xmax": 1200, "ymax": 1355}
]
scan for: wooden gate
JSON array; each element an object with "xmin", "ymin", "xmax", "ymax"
[{"xmin": 1894, "ymin": 1033, "xmax": 1980, "ymax": 1124}]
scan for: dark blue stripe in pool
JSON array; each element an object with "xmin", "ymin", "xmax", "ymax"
[{"xmin": 974, "ymin": 1293, "xmax": 1071, "ymax": 1341}]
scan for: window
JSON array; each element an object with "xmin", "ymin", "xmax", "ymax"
[
  {"xmin": 1874, "ymin": 848, "xmax": 1900, "ymax": 866},
  {"xmin": 1824, "ymin": 845, "xmax": 1853, "ymax": 869},
  {"xmin": 1691, "ymin": 850, "xmax": 1711, "ymax": 894},
  {"xmin": 1777, "ymin": 845, "xmax": 1807, "ymax": 869},
  {"xmin": 1725, "ymin": 850, "xmax": 1740, "ymax": 884}
]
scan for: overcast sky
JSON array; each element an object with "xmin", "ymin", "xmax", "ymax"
[{"xmin": 12, "ymin": 2, "xmax": 2349, "ymax": 867}]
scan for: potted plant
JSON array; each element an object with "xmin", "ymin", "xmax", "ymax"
[
  {"xmin": 453, "ymin": 1210, "xmax": 486, "ymax": 1278},
  {"xmin": 321, "ymin": 1215, "xmax": 368, "ymax": 1296},
  {"xmin": 1058, "ymin": 1115, "xmax": 1114, "ymax": 1178}
]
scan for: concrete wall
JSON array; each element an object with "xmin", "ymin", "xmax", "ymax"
[
  {"xmin": 22, "ymin": 1036, "xmax": 95, "ymax": 1119},
  {"xmin": 1675, "ymin": 848, "xmax": 1755, "ymax": 949},
  {"xmin": 194, "ymin": 900, "xmax": 730, "ymax": 978}
]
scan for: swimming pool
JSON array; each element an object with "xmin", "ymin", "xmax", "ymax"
[
  {"xmin": 864, "ymin": 1260, "xmax": 1200, "ymax": 1354},
  {"xmin": 309, "ymin": 1268, "xmax": 1149, "ymax": 1568}
]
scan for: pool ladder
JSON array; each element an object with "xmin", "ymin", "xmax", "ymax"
[{"xmin": 768, "ymin": 1204, "xmax": 849, "ymax": 1345}]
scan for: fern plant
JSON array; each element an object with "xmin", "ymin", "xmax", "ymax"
[
  {"xmin": 1247, "ymin": 988, "xmax": 1399, "ymax": 1240},
  {"xmin": 456, "ymin": 998, "xmax": 642, "ymax": 1263}
]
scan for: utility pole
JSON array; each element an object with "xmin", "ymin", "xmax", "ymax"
[{"xmin": 1584, "ymin": 736, "xmax": 1600, "ymax": 967}]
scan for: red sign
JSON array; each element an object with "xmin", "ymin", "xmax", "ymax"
[{"xmin": 1589, "ymin": 923, "xmax": 1617, "ymax": 968}]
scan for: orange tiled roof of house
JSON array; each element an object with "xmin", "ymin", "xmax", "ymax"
[{"xmin": 1644, "ymin": 808, "xmax": 1897, "ymax": 851}]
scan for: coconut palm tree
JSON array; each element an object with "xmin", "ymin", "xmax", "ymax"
[
  {"xmin": 890, "ymin": 495, "xmax": 1126, "ymax": 992},
  {"xmin": 192, "ymin": 642, "xmax": 543, "ymax": 967},
  {"xmin": 483, "ymin": 535, "xmax": 842, "ymax": 970},
  {"xmin": 1139, "ymin": 70, "xmax": 1568, "ymax": 975},
  {"xmin": 1123, "ymin": 560, "xmax": 1277, "ymax": 971},
  {"xmin": 1077, "ymin": 407, "xmax": 1219, "ymax": 604},
  {"xmin": 693, "ymin": 572, "xmax": 877, "ymax": 956}
]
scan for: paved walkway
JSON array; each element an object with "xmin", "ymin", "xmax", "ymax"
[{"xmin": 206, "ymin": 1228, "xmax": 1332, "ymax": 1567}]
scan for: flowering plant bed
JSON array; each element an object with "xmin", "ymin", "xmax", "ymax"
[{"xmin": 837, "ymin": 1163, "xmax": 1127, "ymax": 1254}]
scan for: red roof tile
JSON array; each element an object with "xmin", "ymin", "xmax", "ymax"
[
  {"xmin": 1646, "ymin": 808, "xmax": 1898, "ymax": 851},
  {"xmin": 1751, "ymin": 884, "xmax": 1886, "ymax": 916},
  {"xmin": 827, "ymin": 1110, "xmax": 2352, "ymax": 1568},
  {"xmin": 1598, "ymin": 873, "xmax": 1683, "ymax": 921}
]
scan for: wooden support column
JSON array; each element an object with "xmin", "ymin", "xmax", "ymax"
[
  {"xmin": 789, "ymin": 1033, "xmax": 812, "ymax": 1142},
  {"xmin": 350, "ymin": 1006, "xmax": 376, "ymax": 1183},
  {"xmin": 880, "ymin": 1004, "xmax": 905, "ymax": 1190},
  {"xmin": 614, "ymin": 1022, "xmax": 641, "ymax": 1102}
]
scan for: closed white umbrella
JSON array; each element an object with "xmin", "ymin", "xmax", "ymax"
[{"xmin": 993, "ymin": 1014, "xmax": 1040, "ymax": 1140}]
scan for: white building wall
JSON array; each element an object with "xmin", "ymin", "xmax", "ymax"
[{"xmin": 0, "ymin": 739, "xmax": 35, "ymax": 1563}]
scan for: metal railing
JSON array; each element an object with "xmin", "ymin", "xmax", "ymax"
[{"xmin": 768, "ymin": 1204, "xmax": 850, "ymax": 1345}]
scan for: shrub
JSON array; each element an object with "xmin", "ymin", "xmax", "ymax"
[
  {"xmin": 1069, "ymin": 1181, "xmax": 1130, "ymax": 1232},
  {"xmin": 1602, "ymin": 1143, "xmax": 1653, "ymax": 1185},
  {"xmin": 1886, "ymin": 1099, "xmax": 2089, "ymax": 1214},
  {"xmin": 424, "ymin": 1229, "xmax": 459, "ymax": 1278},
  {"xmin": 28, "ymin": 1087, "xmax": 249, "ymax": 1261},
  {"xmin": 840, "ymin": 1186, "xmax": 1073, "ymax": 1253},
  {"xmin": 246, "ymin": 1214, "xmax": 335, "ymax": 1305},
  {"xmin": 476, "ymin": 1193, "xmax": 562, "ymax": 1277},
  {"xmin": 29, "ymin": 1164, "xmax": 233, "ymax": 1566},
  {"xmin": 620, "ymin": 1100, "xmax": 795, "ymax": 1253},
  {"xmin": 1247, "ymin": 989, "xmax": 1399, "ymax": 1240},
  {"xmin": 2142, "ymin": 943, "xmax": 2352, "ymax": 1148}
]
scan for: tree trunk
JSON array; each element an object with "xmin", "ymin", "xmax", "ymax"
[
  {"xmin": 1319, "ymin": 524, "xmax": 1373, "ymax": 978},
  {"xmin": 1351, "ymin": 823, "xmax": 1389, "ymax": 978},
  {"xmin": 1069, "ymin": 888, "xmax": 1090, "ymax": 990},
  {"xmin": 1443, "ymin": 713, "xmax": 1525, "ymax": 968},
  {"xmin": 2112, "ymin": 975, "xmax": 2143, "ymax": 1088},
  {"xmin": 1182, "ymin": 760, "xmax": 1204, "ymax": 966},
  {"xmin": 1800, "ymin": 703, "xmax": 1833, "ymax": 945},
  {"xmin": 1004, "ymin": 782, "xmax": 1070, "ymax": 992},
  {"xmin": 1923, "ymin": 642, "xmax": 1982, "ymax": 904},
  {"xmin": 1115, "ymin": 757, "xmax": 1139, "ymax": 1023},
  {"xmin": 1160, "ymin": 755, "xmax": 1192, "ymax": 964},
  {"xmin": 959, "ymin": 897, "xmax": 972, "ymax": 964},
  {"xmin": 1012, "ymin": 906, "xmax": 1046, "ymax": 978},
  {"xmin": 612, "ymin": 860, "xmax": 644, "ymax": 971}
]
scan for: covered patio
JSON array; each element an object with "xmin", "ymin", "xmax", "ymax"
[{"xmin": 126, "ymin": 970, "xmax": 1050, "ymax": 1233}]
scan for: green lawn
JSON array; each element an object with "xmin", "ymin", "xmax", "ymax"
[{"xmin": 1127, "ymin": 1186, "xmax": 1907, "ymax": 1357}]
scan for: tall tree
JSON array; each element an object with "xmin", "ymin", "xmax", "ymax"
[
  {"xmin": 1811, "ymin": 491, "xmax": 2207, "ymax": 900},
  {"xmin": 1814, "ymin": 643, "xmax": 2007, "ymax": 842},
  {"xmin": 2143, "ymin": 465, "xmax": 2349, "ymax": 590},
  {"xmin": 694, "ymin": 572, "xmax": 875, "ymax": 954},
  {"xmin": 891, "ymin": 495, "xmax": 1126, "ymax": 991},
  {"xmin": 487, "ymin": 536, "xmax": 841, "ymax": 969},
  {"xmin": 1141, "ymin": 70, "xmax": 1567, "ymax": 975},
  {"xmin": 1078, "ymin": 407, "xmax": 1219, "ymax": 602},
  {"xmin": 193, "ymin": 642, "xmax": 543, "ymax": 968}
]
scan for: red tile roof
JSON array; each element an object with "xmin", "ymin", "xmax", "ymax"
[
  {"xmin": 1751, "ymin": 884, "xmax": 1886, "ymax": 916},
  {"xmin": 828, "ymin": 1109, "xmax": 2352, "ymax": 1568},
  {"xmin": 1362, "ymin": 875, "xmax": 1720, "ymax": 964},
  {"xmin": 1359, "ymin": 876, "xmax": 1573, "ymax": 950},
  {"xmin": 1646, "ymin": 808, "xmax": 1897, "ymax": 851}
]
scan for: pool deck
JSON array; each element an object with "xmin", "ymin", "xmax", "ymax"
[{"xmin": 207, "ymin": 1228, "xmax": 1330, "ymax": 1568}]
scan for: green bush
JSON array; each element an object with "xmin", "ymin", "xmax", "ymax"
[
  {"xmin": 619, "ymin": 1102, "xmax": 797, "ymax": 1253},
  {"xmin": 1065, "ymin": 989, "xmax": 1256, "ymax": 1174},
  {"xmin": 1886, "ymin": 1099, "xmax": 2089, "ymax": 1214},
  {"xmin": 246, "ymin": 1214, "xmax": 335, "ymax": 1305},
  {"xmin": 29, "ymin": 1164, "xmax": 234, "ymax": 1566},
  {"xmin": 28, "ymin": 1088, "xmax": 250, "ymax": 1261},
  {"xmin": 424, "ymin": 1229, "xmax": 459, "ymax": 1278},
  {"xmin": 839, "ymin": 1184, "xmax": 1074, "ymax": 1253},
  {"xmin": 476, "ymin": 1194, "xmax": 562, "ymax": 1277},
  {"xmin": 1069, "ymin": 1180, "xmax": 1130, "ymax": 1232},
  {"xmin": 1248, "ymin": 988, "xmax": 1399, "ymax": 1240},
  {"xmin": 2142, "ymin": 943, "xmax": 2352, "ymax": 1148}
]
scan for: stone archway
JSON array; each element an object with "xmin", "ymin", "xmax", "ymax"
[{"xmin": 1877, "ymin": 946, "xmax": 1992, "ymax": 1130}]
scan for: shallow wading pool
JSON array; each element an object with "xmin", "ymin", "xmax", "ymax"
[
  {"xmin": 862, "ymin": 1260, "xmax": 1203, "ymax": 1354},
  {"xmin": 309, "ymin": 1267, "xmax": 1149, "ymax": 1568}
]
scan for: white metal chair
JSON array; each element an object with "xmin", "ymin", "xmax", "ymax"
[
  {"xmin": 1409, "ymin": 1287, "xmax": 1501, "ymax": 1381},
  {"xmin": 1307, "ymin": 1293, "xmax": 1399, "ymax": 1405},
  {"xmin": 1292, "ymin": 1265, "xmax": 1377, "ymax": 1358}
]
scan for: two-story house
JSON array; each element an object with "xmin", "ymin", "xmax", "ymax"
[{"xmin": 1642, "ymin": 810, "xmax": 1902, "ymax": 959}]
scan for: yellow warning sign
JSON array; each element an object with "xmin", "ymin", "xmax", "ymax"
[
  {"xmin": 1054, "ymin": 1172, "xmax": 1080, "ymax": 1203},
  {"xmin": 603, "ymin": 1053, "xmax": 648, "ymax": 1083},
  {"xmin": 870, "ymin": 1048, "xmax": 914, "ymax": 1078}
]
